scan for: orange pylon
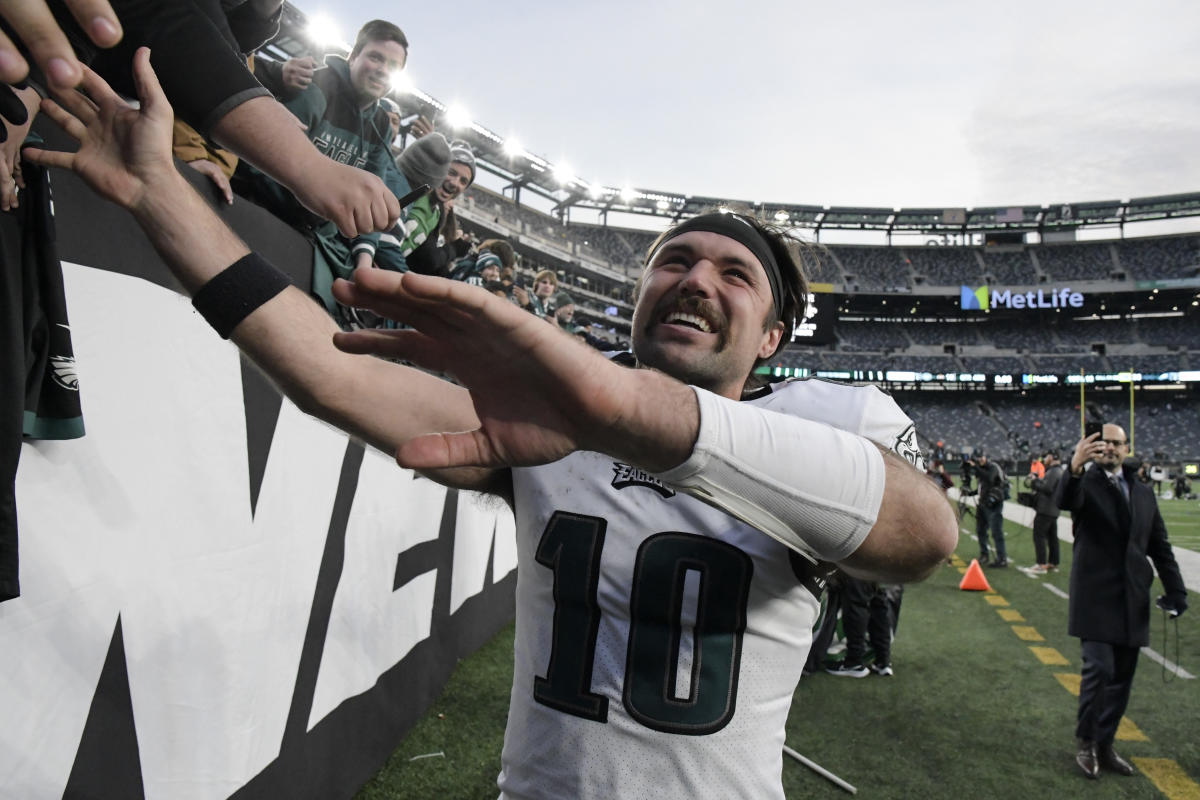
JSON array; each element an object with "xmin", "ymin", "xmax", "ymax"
[{"xmin": 959, "ymin": 558, "xmax": 992, "ymax": 592}]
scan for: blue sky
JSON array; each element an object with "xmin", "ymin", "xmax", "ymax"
[{"xmin": 309, "ymin": 1, "xmax": 1200, "ymax": 212}]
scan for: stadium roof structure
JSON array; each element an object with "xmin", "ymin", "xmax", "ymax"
[{"xmin": 266, "ymin": 4, "xmax": 1200, "ymax": 237}]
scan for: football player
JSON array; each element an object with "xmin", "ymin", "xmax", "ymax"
[{"xmin": 26, "ymin": 52, "xmax": 957, "ymax": 799}]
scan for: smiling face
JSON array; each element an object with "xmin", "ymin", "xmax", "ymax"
[
  {"xmin": 631, "ymin": 231, "xmax": 784, "ymax": 400},
  {"xmin": 348, "ymin": 39, "xmax": 407, "ymax": 106},
  {"xmin": 435, "ymin": 161, "xmax": 473, "ymax": 204}
]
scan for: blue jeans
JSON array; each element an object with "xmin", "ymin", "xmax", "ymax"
[{"xmin": 975, "ymin": 503, "xmax": 1006, "ymax": 562}]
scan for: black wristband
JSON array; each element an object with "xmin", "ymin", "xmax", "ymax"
[{"xmin": 191, "ymin": 252, "xmax": 292, "ymax": 339}]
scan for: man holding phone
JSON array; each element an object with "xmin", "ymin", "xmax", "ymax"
[{"xmin": 1058, "ymin": 423, "xmax": 1189, "ymax": 780}]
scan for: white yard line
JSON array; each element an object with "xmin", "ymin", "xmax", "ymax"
[
  {"xmin": 1035, "ymin": 577, "xmax": 1193, "ymax": 679},
  {"xmin": 1041, "ymin": 583, "xmax": 1070, "ymax": 600}
]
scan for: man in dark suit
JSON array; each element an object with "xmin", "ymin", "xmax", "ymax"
[{"xmin": 1058, "ymin": 424, "xmax": 1189, "ymax": 780}]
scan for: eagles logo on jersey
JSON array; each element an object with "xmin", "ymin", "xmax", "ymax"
[
  {"xmin": 892, "ymin": 424, "xmax": 923, "ymax": 469},
  {"xmin": 610, "ymin": 462, "xmax": 675, "ymax": 498}
]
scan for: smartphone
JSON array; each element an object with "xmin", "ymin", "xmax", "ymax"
[{"xmin": 1084, "ymin": 420, "xmax": 1103, "ymax": 439}]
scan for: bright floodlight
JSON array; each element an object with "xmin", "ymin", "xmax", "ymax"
[
  {"xmin": 620, "ymin": 186, "xmax": 636, "ymax": 203},
  {"xmin": 656, "ymin": 200, "xmax": 669, "ymax": 210},
  {"xmin": 389, "ymin": 70, "xmax": 412, "ymax": 94},
  {"xmin": 587, "ymin": 182, "xmax": 604, "ymax": 200},
  {"xmin": 502, "ymin": 137, "xmax": 523, "ymax": 158},
  {"xmin": 774, "ymin": 210, "xmax": 790, "ymax": 223},
  {"xmin": 554, "ymin": 162, "xmax": 574, "ymax": 186},
  {"xmin": 444, "ymin": 104, "xmax": 471, "ymax": 129},
  {"xmin": 306, "ymin": 13, "xmax": 343, "ymax": 49}
]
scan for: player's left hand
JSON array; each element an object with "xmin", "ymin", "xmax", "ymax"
[
  {"xmin": 23, "ymin": 47, "xmax": 178, "ymax": 213},
  {"xmin": 329, "ymin": 268, "xmax": 697, "ymax": 473}
]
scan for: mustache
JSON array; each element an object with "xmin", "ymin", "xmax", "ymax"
[{"xmin": 657, "ymin": 294, "xmax": 726, "ymax": 331}]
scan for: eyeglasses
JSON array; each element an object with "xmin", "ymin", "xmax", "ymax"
[{"xmin": 1102, "ymin": 439, "xmax": 1127, "ymax": 447}]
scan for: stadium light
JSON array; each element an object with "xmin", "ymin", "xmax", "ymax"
[
  {"xmin": 553, "ymin": 161, "xmax": 575, "ymax": 187},
  {"xmin": 389, "ymin": 70, "xmax": 412, "ymax": 95},
  {"xmin": 502, "ymin": 137, "xmax": 523, "ymax": 159},
  {"xmin": 587, "ymin": 182, "xmax": 604, "ymax": 200},
  {"xmin": 444, "ymin": 104, "xmax": 471, "ymax": 129},
  {"xmin": 774, "ymin": 210, "xmax": 790, "ymax": 223},
  {"xmin": 656, "ymin": 200, "xmax": 669, "ymax": 210},
  {"xmin": 306, "ymin": 13, "xmax": 344, "ymax": 50},
  {"xmin": 620, "ymin": 186, "xmax": 636, "ymax": 203}
]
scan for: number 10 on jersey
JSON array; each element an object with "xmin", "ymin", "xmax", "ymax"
[{"xmin": 533, "ymin": 511, "xmax": 753, "ymax": 736}]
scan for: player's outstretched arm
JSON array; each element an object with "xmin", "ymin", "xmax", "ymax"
[
  {"xmin": 334, "ymin": 271, "xmax": 956, "ymax": 583},
  {"xmin": 840, "ymin": 450, "xmax": 957, "ymax": 582},
  {"xmin": 23, "ymin": 49, "xmax": 490, "ymax": 489},
  {"xmin": 331, "ymin": 268, "xmax": 701, "ymax": 473}
]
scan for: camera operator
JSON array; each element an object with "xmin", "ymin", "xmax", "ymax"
[
  {"xmin": 1058, "ymin": 424, "xmax": 1188, "ymax": 780},
  {"xmin": 959, "ymin": 452, "xmax": 975, "ymax": 492},
  {"xmin": 972, "ymin": 449, "xmax": 1008, "ymax": 567}
]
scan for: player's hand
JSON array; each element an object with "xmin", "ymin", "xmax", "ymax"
[
  {"xmin": 1069, "ymin": 432, "xmax": 1104, "ymax": 475},
  {"xmin": 281, "ymin": 55, "xmax": 315, "ymax": 92},
  {"xmin": 185, "ymin": 158, "xmax": 233, "ymax": 204},
  {"xmin": 291, "ymin": 158, "xmax": 399, "ymax": 237},
  {"xmin": 0, "ymin": 0, "xmax": 122, "ymax": 89},
  {"xmin": 23, "ymin": 48, "xmax": 177, "ymax": 212},
  {"xmin": 328, "ymin": 268, "xmax": 645, "ymax": 471}
]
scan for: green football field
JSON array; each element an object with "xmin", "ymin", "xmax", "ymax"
[{"xmin": 356, "ymin": 503, "xmax": 1200, "ymax": 800}]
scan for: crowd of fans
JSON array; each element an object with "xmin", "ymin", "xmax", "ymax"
[
  {"xmin": 3, "ymin": 3, "xmax": 1196, "ymax": 451},
  {"xmin": 899, "ymin": 392, "xmax": 1200, "ymax": 465}
]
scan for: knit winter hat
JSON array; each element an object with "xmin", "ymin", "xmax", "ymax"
[
  {"xmin": 397, "ymin": 133, "xmax": 451, "ymax": 192},
  {"xmin": 449, "ymin": 139, "xmax": 477, "ymax": 186},
  {"xmin": 475, "ymin": 252, "xmax": 502, "ymax": 273},
  {"xmin": 551, "ymin": 291, "xmax": 574, "ymax": 312}
]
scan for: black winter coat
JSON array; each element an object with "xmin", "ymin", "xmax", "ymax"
[{"xmin": 1056, "ymin": 463, "xmax": 1187, "ymax": 646}]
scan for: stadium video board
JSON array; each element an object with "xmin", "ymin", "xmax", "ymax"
[{"xmin": 790, "ymin": 292, "xmax": 837, "ymax": 345}]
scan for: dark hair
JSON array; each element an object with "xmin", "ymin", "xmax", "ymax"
[
  {"xmin": 641, "ymin": 210, "xmax": 813, "ymax": 372},
  {"xmin": 351, "ymin": 20, "xmax": 409, "ymax": 59},
  {"xmin": 479, "ymin": 239, "xmax": 516, "ymax": 269}
]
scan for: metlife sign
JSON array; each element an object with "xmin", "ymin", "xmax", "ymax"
[{"xmin": 960, "ymin": 285, "xmax": 1084, "ymax": 310}]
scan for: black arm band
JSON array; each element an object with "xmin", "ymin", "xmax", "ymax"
[{"xmin": 191, "ymin": 252, "xmax": 292, "ymax": 339}]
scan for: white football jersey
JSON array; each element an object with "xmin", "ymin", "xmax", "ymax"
[{"xmin": 497, "ymin": 378, "xmax": 920, "ymax": 800}]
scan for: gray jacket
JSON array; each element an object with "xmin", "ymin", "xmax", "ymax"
[{"xmin": 1032, "ymin": 464, "xmax": 1064, "ymax": 517}]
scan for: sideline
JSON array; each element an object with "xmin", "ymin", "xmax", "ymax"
[{"xmin": 949, "ymin": 488, "xmax": 1200, "ymax": 591}]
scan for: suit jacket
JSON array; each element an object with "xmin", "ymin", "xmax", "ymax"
[{"xmin": 1056, "ymin": 463, "xmax": 1187, "ymax": 646}]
